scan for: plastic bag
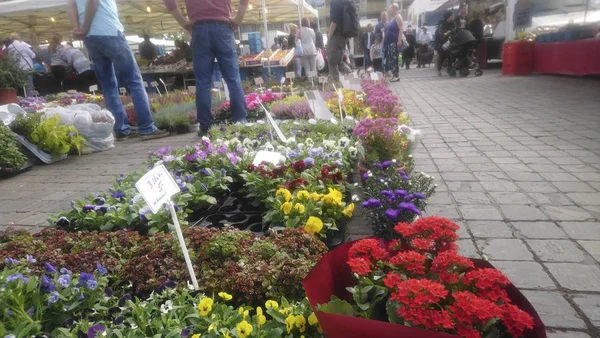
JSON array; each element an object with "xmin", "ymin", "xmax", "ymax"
[
  {"xmin": 316, "ymin": 48, "xmax": 325, "ymax": 70},
  {"xmin": 45, "ymin": 104, "xmax": 115, "ymax": 153}
]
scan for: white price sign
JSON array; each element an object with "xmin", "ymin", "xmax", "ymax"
[
  {"xmin": 214, "ymin": 81, "xmax": 223, "ymax": 89},
  {"xmin": 89, "ymin": 85, "xmax": 98, "ymax": 92},
  {"xmin": 67, "ymin": 90, "xmax": 77, "ymax": 94},
  {"xmin": 285, "ymin": 72, "xmax": 296, "ymax": 79},
  {"xmin": 119, "ymin": 87, "xmax": 127, "ymax": 95},
  {"xmin": 337, "ymin": 89, "xmax": 344, "ymax": 101},
  {"xmin": 254, "ymin": 77, "xmax": 264, "ymax": 85},
  {"xmin": 280, "ymin": 77, "xmax": 286, "ymax": 85},
  {"xmin": 318, "ymin": 76, "xmax": 328, "ymax": 83},
  {"xmin": 135, "ymin": 164, "xmax": 181, "ymax": 214},
  {"xmin": 370, "ymin": 72, "xmax": 379, "ymax": 81},
  {"xmin": 307, "ymin": 71, "xmax": 318, "ymax": 78},
  {"xmin": 253, "ymin": 150, "xmax": 283, "ymax": 166},
  {"xmin": 150, "ymin": 81, "xmax": 159, "ymax": 87},
  {"xmin": 143, "ymin": 81, "xmax": 148, "ymax": 88}
]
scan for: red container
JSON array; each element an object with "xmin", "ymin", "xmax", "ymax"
[
  {"xmin": 0, "ymin": 89, "xmax": 17, "ymax": 104},
  {"xmin": 502, "ymin": 41, "xmax": 535, "ymax": 75},
  {"xmin": 303, "ymin": 239, "xmax": 547, "ymax": 338}
]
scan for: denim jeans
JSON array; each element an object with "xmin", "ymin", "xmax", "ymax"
[
  {"xmin": 326, "ymin": 34, "xmax": 349, "ymax": 81},
  {"xmin": 84, "ymin": 33, "xmax": 157, "ymax": 135},
  {"xmin": 191, "ymin": 21, "xmax": 248, "ymax": 128}
]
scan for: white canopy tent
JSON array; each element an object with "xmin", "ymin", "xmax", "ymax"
[{"xmin": 0, "ymin": 0, "xmax": 318, "ymax": 43}]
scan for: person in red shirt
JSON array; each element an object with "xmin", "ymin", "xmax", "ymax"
[{"xmin": 163, "ymin": 0, "xmax": 249, "ymax": 136}]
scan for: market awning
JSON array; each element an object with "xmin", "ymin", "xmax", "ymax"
[{"xmin": 0, "ymin": 0, "xmax": 318, "ymax": 42}]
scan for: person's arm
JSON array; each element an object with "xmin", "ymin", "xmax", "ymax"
[
  {"xmin": 328, "ymin": 0, "xmax": 342, "ymax": 37},
  {"xmin": 370, "ymin": 47, "xmax": 374, "ymax": 61},
  {"xmin": 395, "ymin": 15, "xmax": 404, "ymax": 45},
  {"xmin": 163, "ymin": 0, "xmax": 193, "ymax": 31},
  {"xmin": 77, "ymin": 0, "xmax": 99, "ymax": 38},
  {"xmin": 230, "ymin": 0, "xmax": 248, "ymax": 27},
  {"xmin": 67, "ymin": 0, "xmax": 81, "ymax": 31}
]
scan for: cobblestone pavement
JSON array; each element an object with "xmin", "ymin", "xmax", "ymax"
[
  {"xmin": 395, "ymin": 68, "xmax": 600, "ymax": 337},
  {"xmin": 2, "ymin": 67, "xmax": 600, "ymax": 337}
]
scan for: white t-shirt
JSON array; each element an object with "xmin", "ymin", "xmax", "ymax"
[
  {"xmin": 7, "ymin": 40, "xmax": 35, "ymax": 70},
  {"xmin": 300, "ymin": 27, "xmax": 317, "ymax": 56}
]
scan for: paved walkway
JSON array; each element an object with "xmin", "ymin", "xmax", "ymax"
[
  {"xmin": 396, "ymin": 68, "xmax": 600, "ymax": 338},
  {"xmin": 1, "ymin": 67, "xmax": 599, "ymax": 337}
]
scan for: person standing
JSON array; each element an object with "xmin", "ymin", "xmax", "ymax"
[
  {"xmin": 48, "ymin": 34, "xmax": 69, "ymax": 90},
  {"xmin": 5, "ymin": 33, "xmax": 35, "ymax": 96},
  {"xmin": 370, "ymin": 37, "xmax": 383, "ymax": 72},
  {"xmin": 67, "ymin": 0, "xmax": 168, "ymax": 141},
  {"xmin": 455, "ymin": 3, "xmax": 468, "ymax": 29},
  {"xmin": 139, "ymin": 34, "xmax": 157, "ymax": 61},
  {"xmin": 288, "ymin": 23, "xmax": 303, "ymax": 78},
  {"xmin": 417, "ymin": 26, "xmax": 433, "ymax": 68},
  {"xmin": 299, "ymin": 17, "xmax": 317, "ymax": 79},
  {"xmin": 374, "ymin": 10, "xmax": 387, "ymax": 72},
  {"xmin": 62, "ymin": 44, "xmax": 96, "ymax": 92},
  {"xmin": 436, "ymin": 11, "xmax": 456, "ymax": 76},
  {"xmin": 326, "ymin": 0, "xmax": 356, "ymax": 82},
  {"xmin": 402, "ymin": 28, "xmax": 416, "ymax": 70},
  {"xmin": 384, "ymin": 3, "xmax": 404, "ymax": 82},
  {"xmin": 362, "ymin": 24, "xmax": 374, "ymax": 71},
  {"xmin": 163, "ymin": 0, "xmax": 249, "ymax": 136},
  {"xmin": 311, "ymin": 21, "xmax": 324, "ymax": 50},
  {"xmin": 271, "ymin": 37, "xmax": 280, "ymax": 52}
]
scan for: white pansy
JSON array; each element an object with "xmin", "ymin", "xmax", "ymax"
[
  {"xmin": 344, "ymin": 115, "xmax": 354, "ymax": 121},
  {"xmin": 242, "ymin": 138, "xmax": 253, "ymax": 147},
  {"xmin": 286, "ymin": 137, "xmax": 296, "ymax": 144},
  {"xmin": 297, "ymin": 143, "xmax": 305, "ymax": 149},
  {"xmin": 368, "ymin": 172, "xmax": 373, "ymax": 177},
  {"xmin": 305, "ymin": 138, "xmax": 314, "ymax": 147},
  {"xmin": 338, "ymin": 137, "xmax": 350, "ymax": 148},
  {"xmin": 201, "ymin": 136, "xmax": 210, "ymax": 142},
  {"xmin": 215, "ymin": 138, "xmax": 223, "ymax": 144},
  {"xmin": 308, "ymin": 118, "xmax": 317, "ymax": 125},
  {"xmin": 187, "ymin": 281, "xmax": 195, "ymax": 290},
  {"xmin": 329, "ymin": 118, "xmax": 338, "ymax": 124},
  {"xmin": 294, "ymin": 121, "xmax": 301, "ymax": 125},
  {"xmin": 392, "ymin": 159, "xmax": 397, "ymax": 163},
  {"xmin": 323, "ymin": 140, "xmax": 336, "ymax": 150},
  {"xmin": 353, "ymin": 182, "xmax": 359, "ymax": 187},
  {"xmin": 276, "ymin": 145, "xmax": 286, "ymax": 152},
  {"xmin": 160, "ymin": 300, "xmax": 173, "ymax": 314},
  {"xmin": 263, "ymin": 142, "xmax": 275, "ymax": 152},
  {"xmin": 131, "ymin": 324, "xmax": 138, "ymax": 329},
  {"xmin": 279, "ymin": 155, "xmax": 287, "ymax": 163},
  {"xmin": 252, "ymin": 140, "xmax": 260, "ymax": 148},
  {"xmin": 257, "ymin": 120, "xmax": 266, "ymax": 124},
  {"xmin": 348, "ymin": 146, "xmax": 358, "ymax": 158},
  {"xmin": 408, "ymin": 154, "xmax": 413, "ymax": 158}
]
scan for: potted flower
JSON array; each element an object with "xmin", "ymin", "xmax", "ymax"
[
  {"xmin": 353, "ymin": 118, "xmax": 409, "ymax": 172},
  {"xmin": 0, "ymin": 54, "xmax": 30, "ymax": 104}
]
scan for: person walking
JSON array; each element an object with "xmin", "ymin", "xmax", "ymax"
[
  {"xmin": 311, "ymin": 21, "xmax": 324, "ymax": 50},
  {"xmin": 370, "ymin": 37, "xmax": 383, "ymax": 72},
  {"xmin": 299, "ymin": 17, "xmax": 317, "ymax": 79},
  {"xmin": 384, "ymin": 3, "xmax": 404, "ymax": 82},
  {"xmin": 362, "ymin": 24, "xmax": 374, "ymax": 71},
  {"xmin": 417, "ymin": 26, "xmax": 432, "ymax": 68},
  {"xmin": 326, "ymin": 0, "xmax": 355, "ymax": 82},
  {"xmin": 288, "ymin": 23, "xmax": 303, "ymax": 78},
  {"xmin": 402, "ymin": 28, "xmax": 416, "ymax": 70},
  {"xmin": 163, "ymin": 0, "xmax": 249, "ymax": 136},
  {"xmin": 436, "ymin": 11, "xmax": 456, "ymax": 76},
  {"xmin": 139, "ymin": 34, "xmax": 157, "ymax": 61},
  {"xmin": 67, "ymin": 0, "xmax": 168, "ymax": 141},
  {"xmin": 5, "ymin": 33, "xmax": 35, "ymax": 96},
  {"xmin": 374, "ymin": 10, "xmax": 387, "ymax": 72}
]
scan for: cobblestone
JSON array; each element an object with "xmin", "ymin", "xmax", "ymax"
[{"xmin": 521, "ymin": 290, "xmax": 587, "ymax": 329}]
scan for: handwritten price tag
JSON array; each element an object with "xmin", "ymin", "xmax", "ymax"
[
  {"xmin": 119, "ymin": 87, "xmax": 127, "ymax": 95},
  {"xmin": 143, "ymin": 81, "xmax": 148, "ymax": 88},
  {"xmin": 280, "ymin": 77, "xmax": 286, "ymax": 85},
  {"xmin": 285, "ymin": 72, "xmax": 296, "ymax": 79},
  {"xmin": 150, "ymin": 81, "xmax": 159, "ymax": 87},
  {"xmin": 307, "ymin": 71, "xmax": 318, "ymax": 78},
  {"xmin": 370, "ymin": 72, "xmax": 378, "ymax": 81},
  {"xmin": 135, "ymin": 164, "xmax": 181, "ymax": 214},
  {"xmin": 318, "ymin": 76, "xmax": 328, "ymax": 83},
  {"xmin": 254, "ymin": 77, "xmax": 264, "ymax": 85}
]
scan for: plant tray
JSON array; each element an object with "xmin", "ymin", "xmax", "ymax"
[
  {"xmin": 217, "ymin": 191, "xmax": 266, "ymax": 214},
  {"xmin": 244, "ymin": 51, "xmax": 265, "ymax": 67},
  {"xmin": 263, "ymin": 49, "xmax": 294, "ymax": 67},
  {"xmin": 0, "ymin": 159, "xmax": 33, "ymax": 179},
  {"xmin": 15, "ymin": 135, "xmax": 67, "ymax": 164},
  {"xmin": 193, "ymin": 213, "xmax": 264, "ymax": 234}
]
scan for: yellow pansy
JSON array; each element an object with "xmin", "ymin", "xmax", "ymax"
[
  {"xmin": 294, "ymin": 203, "xmax": 305, "ymax": 214},
  {"xmin": 285, "ymin": 314, "xmax": 296, "ymax": 333},
  {"xmin": 265, "ymin": 300, "xmax": 279, "ymax": 309},
  {"xmin": 296, "ymin": 190, "xmax": 310, "ymax": 201},
  {"xmin": 218, "ymin": 292, "xmax": 232, "ymax": 301},
  {"xmin": 238, "ymin": 307, "xmax": 244, "ymax": 315},
  {"xmin": 304, "ymin": 216, "xmax": 323, "ymax": 235},
  {"xmin": 322, "ymin": 188, "xmax": 343, "ymax": 206},
  {"xmin": 281, "ymin": 202, "xmax": 293, "ymax": 215},
  {"xmin": 310, "ymin": 192, "xmax": 322, "ymax": 202},
  {"xmin": 342, "ymin": 203, "xmax": 355, "ymax": 217},
  {"xmin": 308, "ymin": 312, "xmax": 319, "ymax": 326},
  {"xmin": 295, "ymin": 314, "xmax": 307, "ymax": 333},
  {"xmin": 191, "ymin": 335, "xmax": 200, "ymax": 338},
  {"xmin": 198, "ymin": 297, "xmax": 214, "ymax": 316},
  {"xmin": 208, "ymin": 323, "xmax": 217, "ymax": 331},
  {"xmin": 256, "ymin": 306, "xmax": 267, "ymax": 327},
  {"xmin": 276, "ymin": 188, "xmax": 292, "ymax": 202},
  {"xmin": 221, "ymin": 331, "xmax": 231, "ymax": 338},
  {"xmin": 236, "ymin": 320, "xmax": 253, "ymax": 338}
]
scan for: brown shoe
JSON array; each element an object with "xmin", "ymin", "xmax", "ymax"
[{"xmin": 140, "ymin": 129, "xmax": 170, "ymax": 141}]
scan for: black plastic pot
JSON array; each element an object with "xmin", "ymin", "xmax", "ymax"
[
  {"xmin": 218, "ymin": 191, "xmax": 266, "ymax": 214},
  {"xmin": 193, "ymin": 213, "xmax": 264, "ymax": 235},
  {"xmin": 0, "ymin": 159, "xmax": 33, "ymax": 179},
  {"xmin": 323, "ymin": 220, "xmax": 347, "ymax": 250},
  {"xmin": 185, "ymin": 193, "xmax": 227, "ymax": 223}
]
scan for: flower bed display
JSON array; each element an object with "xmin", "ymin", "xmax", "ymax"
[
  {"xmin": 214, "ymin": 91, "xmax": 282, "ymax": 120},
  {"xmin": 303, "ymin": 217, "xmax": 546, "ymax": 338}
]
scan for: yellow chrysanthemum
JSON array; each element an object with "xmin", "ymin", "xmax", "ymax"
[
  {"xmin": 236, "ymin": 320, "xmax": 253, "ymax": 338},
  {"xmin": 218, "ymin": 292, "xmax": 232, "ymax": 301},
  {"xmin": 304, "ymin": 216, "xmax": 323, "ymax": 235},
  {"xmin": 285, "ymin": 314, "xmax": 296, "ymax": 333},
  {"xmin": 265, "ymin": 300, "xmax": 279, "ymax": 309},
  {"xmin": 276, "ymin": 188, "xmax": 292, "ymax": 202},
  {"xmin": 296, "ymin": 190, "xmax": 310, "ymax": 201},
  {"xmin": 198, "ymin": 297, "xmax": 214, "ymax": 317},
  {"xmin": 281, "ymin": 202, "xmax": 293, "ymax": 215},
  {"xmin": 256, "ymin": 306, "xmax": 267, "ymax": 327},
  {"xmin": 310, "ymin": 192, "xmax": 322, "ymax": 202},
  {"xmin": 342, "ymin": 203, "xmax": 355, "ymax": 217},
  {"xmin": 294, "ymin": 203, "xmax": 305, "ymax": 214},
  {"xmin": 295, "ymin": 314, "xmax": 307, "ymax": 333}
]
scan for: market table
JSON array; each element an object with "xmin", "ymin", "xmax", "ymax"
[{"xmin": 533, "ymin": 39, "xmax": 600, "ymax": 76}]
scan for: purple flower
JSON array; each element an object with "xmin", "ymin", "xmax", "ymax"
[
  {"xmin": 58, "ymin": 274, "xmax": 71, "ymax": 288},
  {"xmin": 181, "ymin": 327, "xmax": 192, "ymax": 338},
  {"xmin": 409, "ymin": 192, "xmax": 426, "ymax": 200},
  {"xmin": 82, "ymin": 205, "xmax": 94, "ymax": 212},
  {"xmin": 60, "ymin": 268, "xmax": 72, "ymax": 275},
  {"xmin": 184, "ymin": 153, "xmax": 198, "ymax": 162},
  {"xmin": 227, "ymin": 152, "xmax": 238, "ymax": 165},
  {"xmin": 26, "ymin": 255, "xmax": 36, "ymax": 263},
  {"xmin": 304, "ymin": 157, "xmax": 315, "ymax": 167},
  {"xmin": 104, "ymin": 287, "xmax": 113, "ymax": 297},
  {"xmin": 199, "ymin": 169, "xmax": 210, "ymax": 176},
  {"xmin": 361, "ymin": 198, "xmax": 382, "ymax": 208},
  {"xmin": 381, "ymin": 190, "xmax": 394, "ymax": 198},
  {"xmin": 94, "ymin": 205, "xmax": 108, "ymax": 213},
  {"xmin": 87, "ymin": 324, "xmax": 105, "ymax": 338},
  {"xmin": 62, "ymin": 318, "xmax": 74, "ymax": 328},
  {"xmin": 398, "ymin": 202, "xmax": 422, "ymax": 215},
  {"xmin": 4, "ymin": 257, "xmax": 18, "ymax": 265},
  {"xmin": 111, "ymin": 191, "xmax": 125, "ymax": 199},
  {"xmin": 118, "ymin": 294, "xmax": 132, "ymax": 307},
  {"xmin": 154, "ymin": 147, "xmax": 172, "ymax": 157},
  {"xmin": 48, "ymin": 291, "xmax": 60, "ymax": 305},
  {"xmin": 394, "ymin": 190, "xmax": 408, "ymax": 198},
  {"xmin": 384, "ymin": 209, "xmax": 400, "ymax": 220},
  {"xmin": 26, "ymin": 306, "xmax": 35, "ymax": 318},
  {"xmin": 95, "ymin": 197, "xmax": 106, "ymax": 205},
  {"xmin": 184, "ymin": 174, "xmax": 195, "ymax": 182},
  {"xmin": 44, "ymin": 262, "xmax": 57, "ymax": 273},
  {"xmin": 78, "ymin": 272, "xmax": 95, "ymax": 286},
  {"xmin": 41, "ymin": 275, "xmax": 56, "ymax": 293},
  {"xmin": 7, "ymin": 273, "xmax": 28, "ymax": 284},
  {"xmin": 381, "ymin": 160, "xmax": 393, "ymax": 169},
  {"xmin": 96, "ymin": 263, "xmax": 108, "ymax": 276},
  {"xmin": 87, "ymin": 280, "xmax": 98, "ymax": 290}
]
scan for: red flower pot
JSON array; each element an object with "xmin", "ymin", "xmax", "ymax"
[
  {"xmin": 0, "ymin": 89, "xmax": 17, "ymax": 104},
  {"xmin": 303, "ymin": 239, "xmax": 546, "ymax": 338}
]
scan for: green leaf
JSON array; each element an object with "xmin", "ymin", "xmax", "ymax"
[
  {"xmin": 386, "ymin": 299, "xmax": 402, "ymax": 324},
  {"xmin": 318, "ymin": 298, "xmax": 355, "ymax": 316}
]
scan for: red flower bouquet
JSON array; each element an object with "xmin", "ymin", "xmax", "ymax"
[{"xmin": 303, "ymin": 216, "xmax": 546, "ymax": 338}]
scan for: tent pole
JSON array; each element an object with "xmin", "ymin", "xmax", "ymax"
[
  {"xmin": 299, "ymin": 0, "xmax": 305, "ymax": 20},
  {"xmin": 584, "ymin": 0, "xmax": 590, "ymax": 23},
  {"xmin": 262, "ymin": 0, "xmax": 271, "ymax": 75}
]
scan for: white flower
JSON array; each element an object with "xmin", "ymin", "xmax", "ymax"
[
  {"xmin": 242, "ymin": 138, "xmax": 253, "ymax": 148},
  {"xmin": 286, "ymin": 137, "xmax": 296, "ymax": 144},
  {"xmin": 329, "ymin": 118, "xmax": 338, "ymax": 124},
  {"xmin": 187, "ymin": 281, "xmax": 195, "ymax": 290},
  {"xmin": 368, "ymin": 172, "xmax": 373, "ymax": 177},
  {"xmin": 263, "ymin": 142, "xmax": 275, "ymax": 152},
  {"xmin": 252, "ymin": 140, "xmax": 260, "ymax": 148},
  {"xmin": 345, "ymin": 115, "xmax": 354, "ymax": 121},
  {"xmin": 421, "ymin": 171, "xmax": 426, "ymax": 175},
  {"xmin": 348, "ymin": 146, "xmax": 358, "ymax": 158},
  {"xmin": 352, "ymin": 194, "xmax": 359, "ymax": 201},
  {"xmin": 338, "ymin": 137, "xmax": 350, "ymax": 148},
  {"xmin": 294, "ymin": 121, "xmax": 301, "ymax": 125},
  {"xmin": 201, "ymin": 136, "xmax": 210, "ymax": 142},
  {"xmin": 297, "ymin": 143, "xmax": 305, "ymax": 149},
  {"xmin": 276, "ymin": 145, "xmax": 286, "ymax": 152},
  {"xmin": 131, "ymin": 324, "xmax": 138, "ymax": 329},
  {"xmin": 434, "ymin": 184, "xmax": 438, "ymax": 187},
  {"xmin": 431, "ymin": 176, "xmax": 435, "ymax": 180},
  {"xmin": 215, "ymin": 138, "xmax": 223, "ymax": 144},
  {"xmin": 132, "ymin": 194, "xmax": 142, "ymax": 204},
  {"xmin": 305, "ymin": 138, "xmax": 314, "ymax": 147},
  {"xmin": 245, "ymin": 122, "xmax": 254, "ymax": 127},
  {"xmin": 353, "ymin": 182, "xmax": 359, "ymax": 187},
  {"xmin": 279, "ymin": 155, "xmax": 287, "ymax": 163},
  {"xmin": 308, "ymin": 118, "xmax": 317, "ymax": 125},
  {"xmin": 379, "ymin": 179, "xmax": 384, "ymax": 183},
  {"xmin": 408, "ymin": 154, "xmax": 413, "ymax": 158},
  {"xmin": 384, "ymin": 181, "xmax": 388, "ymax": 185},
  {"xmin": 392, "ymin": 159, "xmax": 397, "ymax": 163},
  {"xmin": 257, "ymin": 120, "xmax": 266, "ymax": 124},
  {"xmin": 323, "ymin": 140, "xmax": 336, "ymax": 150}
]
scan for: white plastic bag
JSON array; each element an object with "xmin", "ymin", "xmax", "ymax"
[{"xmin": 316, "ymin": 49, "xmax": 325, "ymax": 71}]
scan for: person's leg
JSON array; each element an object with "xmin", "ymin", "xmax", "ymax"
[
  {"xmin": 214, "ymin": 23, "xmax": 248, "ymax": 123},
  {"xmin": 364, "ymin": 48, "xmax": 370, "ymax": 70},
  {"xmin": 405, "ymin": 55, "xmax": 411, "ymax": 69},
  {"xmin": 437, "ymin": 50, "xmax": 447, "ymax": 74},
  {"xmin": 192, "ymin": 23, "xmax": 217, "ymax": 129},
  {"xmin": 84, "ymin": 37, "xmax": 130, "ymax": 136},
  {"xmin": 301, "ymin": 56, "xmax": 310, "ymax": 78},
  {"xmin": 326, "ymin": 35, "xmax": 344, "ymax": 82},
  {"xmin": 382, "ymin": 44, "xmax": 388, "ymax": 73},
  {"xmin": 105, "ymin": 33, "xmax": 158, "ymax": 135},
  {"xmin": 308, "ymin": 55, "xmax": 317, "ymax": 74},
  {"xmin": 388, "ymin": 43, "xmax": 399, "ymax": 79},
  {"xmin": 293, "ymin": 57, "xmax": 302, "ymax": 78}
]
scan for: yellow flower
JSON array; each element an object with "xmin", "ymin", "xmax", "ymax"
[
  {"xmin": 295, "ymin": 314, "xmax": 307, "ymax": 333},
  {"xmin": 191, "ymin": 335, "xmax": 200, "ymax": 338},
  {"xmin": 256, "ymin": 306, "xmax": 267, "ymax": 327},
  {"xmin": 285, "ymin": 314, "xmax": 296, "ymax": 333},
  {"xmin": 243, "ymin": 310, "xmax": 249, "ymax": 318},
  {"xmin": 218, "ymin": 292, "xmax": 232, "ymax": 301},
  {"xmin": 198, "ymin": 297, "xmax": 214, "ymax": 316},
  {"xmin": 342, "ymin": 203, "xmax": 355, "ymax": 217},
  {"xmin": 304, "ymin": 216, "xmax": 323, "ymax": 235},
  {"xmin": 296, "ymin": 190, "xmax": 310, "ymax": 201},
  {"xmin": 281, "ymin": 202, "xmax": 293, "ymax": 215},
  {"xmin": 308, "ymin": 312, "xmax": 319, "ymax": 326},
  {"xmin": 265, "ymin": 300, "xmax": 279, "ymax": 309},
  {"xmin": 310, "ymin": 192, "xmax": 322, "ymax": 202},
  {"xmin": 276, "ymin": 188, "xmax": 292, "ymax": 202},
  {"xmin": 208, "ymin": 323, "xmax": 217, "ymax": 331},
  {"xmin": 238, "ymin": 307, "xmax": 244, "ymax": 315},
  {"xmin": 236, "ymin": 320, "xmax": 253, "ymax": 338},
  {"xmin": 294, "ymin": 203, "xmax": 305, "ymax": 214},
  {"xmin": 221, "ymin": 331, "xmax": 231, "ymax": 338}
]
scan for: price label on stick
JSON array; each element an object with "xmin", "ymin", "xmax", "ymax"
[
  {"xmin": 89, "ymin": 85, "xmax": 98, "ymax": 92},
  {"xmin": 253, "ymin": 150, "xmax": 282, "ymax": 166},
  {"xmin": 135, "ymin": 164, "xmax": 181, "ymax": 214},
  {"xmin": 370, "ymin": 72, "xmax": 378, "ymax": 81},
  {"xmin": 150, "ymin": 81, "xmax": 159, "ymax": 87},
  {"xmin": 285, "ymin": 72, "xmax": 296, "ymax": 79},
  {"xmin": 119, "ymin": 87, "xmax": 127, "ymax": 95},
  {"xmin": 259, "ymin": 103, "xmax": 288, "ymax": 143},
  {"xmin": 318, "ymin": 76, "xmax": 328, "ymax": 84},
  {"xmin": 308, "ymin": 71, "xmax": 318, "ymax": 78},
  {"xmin": 280, "ymin": 77, "xmax": 286, "ymax": 85},
  {"xmin": 254, "ymin": 77, "xmax": 264, "ymax": 85},
  {"xmin": 143, "ymin": 81, "xmax": 148, "ymax": 88}
]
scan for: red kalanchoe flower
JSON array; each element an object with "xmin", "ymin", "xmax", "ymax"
[
  {"xmin": 390, "ymin": 279, "xmax": 448, "ymax": 307},
  {"xmin": 395, "ymin": 216, "xmax": 460, "ymax": 253},
  {"xmin": 456, "ymin": 324, "xmax": 481, "ymax": 338},
  {"xmin": 348, "ymin": 257, "xmax": 373, "ymax": 276},
  {"xmin": 383, "ymin": 272, "xmax": 403, "ymax": 289},
  {"xmin": 399, "ymin": 307, "xmax": 455, "ymax": 330},
  {"xmin": 462, "ymin": 268, "xmax": 512, "ymax": 302},
  {"xmin": 500, "ymin": 303, "xmax": 534, "ymax": 337},
  {"xmin": 389, "ymin": 251, "xmax": 427, "ymax": 275},
  {"xmin": 448, "ymin": 291, "xmax": 501, "ymax": 326},
  {"xmin": 410, "ymin": 238, "xmax": 434, "ymax": 251},
  {"xmin": 348, "ymin": 238, "xmax": 388, "ymax": 262},
  {"xmin": 430, "ymin": 250, "xmax": 475, "ymax": 284}
]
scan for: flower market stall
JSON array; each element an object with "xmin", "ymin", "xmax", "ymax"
[{"xmin": 0, "ymin": 75, "xmax": 546, "ymax": 338}]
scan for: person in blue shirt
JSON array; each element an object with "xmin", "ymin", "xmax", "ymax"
[
  {"xmin": 33, "ymin": 57, "xmax": 46, "ymax": 73},
  {"xmin": 67, "ymin": 0, "xmax": 169, "ymax": 141}
]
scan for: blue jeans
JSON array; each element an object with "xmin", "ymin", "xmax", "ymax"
[
  {"xmin": 191, "ymin": 21, "xmax": 248, "ymax": 128},
  {"xmin": 84, "ymin": 33, "xmax": 157, "ymax": 135},
  {"xmin": 364, "ymin": 48, "xmax": 371, "ymax": 70}
]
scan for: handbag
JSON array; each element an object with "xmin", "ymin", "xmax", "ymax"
[
  {"xmin": 295, "ymin": 29, "xmax": 304, "ymax": 57},
  {"xmin": 316, "ymin": 48, "xmax": 325, "ymax": 70}
]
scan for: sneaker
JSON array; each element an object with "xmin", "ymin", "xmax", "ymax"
[
  {"xmin": 197, "ymin": 127, "xmax": 211, "ymax": 138},
  {"xmin": 115, "ymin": 130, "xmax": 138, "ymax": 141},
  {"xmin": 140, "ymin": 129, "xmax": 170, "ymax": 141},
  {"xmin": 390, "ymin": 77, "xmax": 400, "ymax": 82}
]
